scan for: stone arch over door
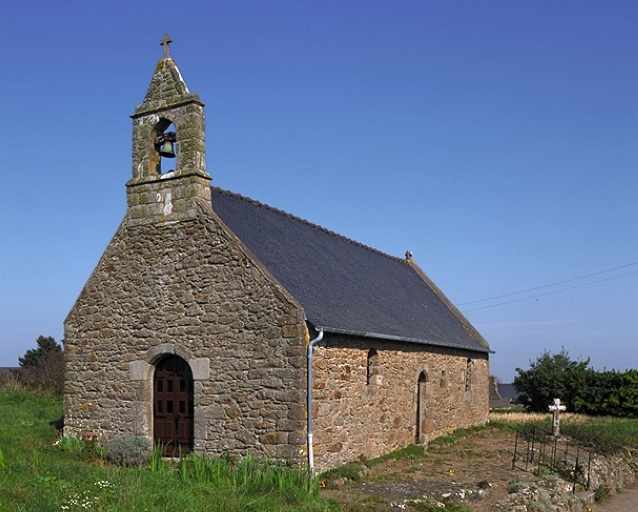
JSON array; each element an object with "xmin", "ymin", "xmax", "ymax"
[
  {"xmin": 129, "ymin": 345, "xmax": 209, "ymax": 453},
  {"xmin": 154, "ymin": 354, "xmax": 194, "ymax": 455},
  {"xmin": 416, "ymin": 370, "xmax": 428, "ymax": 444}
]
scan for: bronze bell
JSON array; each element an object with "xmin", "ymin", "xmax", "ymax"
[{"xmin": 159, "ymin": 140, "xmax": 176, "ymax": 158}]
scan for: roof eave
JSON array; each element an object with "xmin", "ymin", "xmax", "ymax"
[{"xmin": 312, "ymin": 325, "xmax": 494, "ymax": 354}]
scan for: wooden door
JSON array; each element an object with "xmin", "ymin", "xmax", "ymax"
[{"xmin": 153, "ymin": 355, "xmax": 194, "ymax": 456}]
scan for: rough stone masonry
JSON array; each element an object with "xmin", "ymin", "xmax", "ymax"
[{"xmin": 64, "ymin": 40, "xmax": 490, "ymax": 472}]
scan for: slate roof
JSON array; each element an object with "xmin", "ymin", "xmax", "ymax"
[
  {"xmin": 212, "ymin": 187, "xmax": 490, "ymax": 354},
  {"xmin": 497, "ymin": 383, "xmax": 520, "ymax": 401}
]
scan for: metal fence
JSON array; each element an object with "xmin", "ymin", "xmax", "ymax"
[{"xmin": 511, "ymin": 423, "xmax": 593, "ymax": 492}]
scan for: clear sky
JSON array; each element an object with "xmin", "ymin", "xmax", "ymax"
[{"xmin": 1, "ymin": 1, "xmax": 636, "ymax": 381}]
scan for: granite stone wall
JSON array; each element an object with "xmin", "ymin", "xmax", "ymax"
[
  {"xmin": 64, "ymin": 53, "xmax": 491, "ymax": 473},
  {"xmin": 311, "ymin": 335, "xmax": 489, "ymax": 471},
  {"xmin": 63, "ymin": 201, "xmax": 309, "ymax": 463}
]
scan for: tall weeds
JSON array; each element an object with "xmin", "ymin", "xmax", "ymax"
[
  {"xmin": 177, "ymin": 452, "xmax": 319, "ymax": 496},
  {"xmin": 0, "ymin": 388, "xmax": 333, "ymax": 511},
  {"xmin": 150, "ymin": 442, "xmax": 168, "ymax": 473}
]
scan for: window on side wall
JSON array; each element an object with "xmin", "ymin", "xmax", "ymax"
[
  {"xmin": 367, "ymin": 349, "xmax": 382, "ymax": 386},
  {"xmin": 465, "ymin": 358, "xmax": 473, "ymax": 392}
]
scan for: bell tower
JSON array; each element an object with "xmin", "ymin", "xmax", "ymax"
[{"xmin": 126, "ymin": 35, "xmax": 211, "ymax": 226}]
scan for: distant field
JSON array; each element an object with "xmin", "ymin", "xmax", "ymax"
[
  {"xmin": 0, "ymin": 387, "xmax": 337, "ymax": 511},
  {"xmin": 490, "ymin": 410, "xmax": 638, "ymax": 454}
]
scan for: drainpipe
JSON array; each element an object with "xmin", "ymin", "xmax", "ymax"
[{"xmin": 307, "ymin": 327, "xmax": 324, "ymax": 477}]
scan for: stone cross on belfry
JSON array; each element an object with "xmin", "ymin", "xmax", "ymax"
[
  {"xmin": 160, "ymin": 34, "xmax": 173, "ymax": 58},
  {"xmin": 548, "ymin": 398, "xmax": 566, "ymax": 436}
]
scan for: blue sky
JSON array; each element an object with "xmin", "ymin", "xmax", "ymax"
[{"xmin": 1, "ymin": 1, "xmax": 636, "ymax": 381}]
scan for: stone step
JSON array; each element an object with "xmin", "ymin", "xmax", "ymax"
[{"xmin": 576, "ymin": 490, "xmax": 595, "ymax": 504}]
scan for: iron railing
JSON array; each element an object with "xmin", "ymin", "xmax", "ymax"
[{"xmin": 511, "ymin": 423, "xmax": 593, "ymax": 492}]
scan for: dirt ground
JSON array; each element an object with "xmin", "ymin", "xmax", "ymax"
[
  {"xmin": 321, "ymin": 426, "xmax": 638, "ymax": 511},
  {"xmin": 592, "ymin": 487, "xmax": 638, "ymax": 512}
]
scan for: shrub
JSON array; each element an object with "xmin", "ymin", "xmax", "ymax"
[
  {"xmin": 594, "ymin": 485, "xmax": 612, "ymax": 503},
  {"xmin": 514, "ymin": 349, "xmax": 638, "ymax": 417},
  {"xmin": 106, "ymin": 435, "xmax": 152, "ymax": 467},
  {"xmin": 17, "ymin": 336, "xmax": 64, "ymax": 395},
  {"xmin": 0, "ymin": 368, "xmax": 22, "ymax": 389}
]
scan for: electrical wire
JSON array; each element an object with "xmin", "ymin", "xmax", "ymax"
[
  {"xmin": 461, "ymin": 270, "xmax": 638, "ymax": 312},
  {"xmin": 457, "ymin": 262, "xmax": 638, "ymax": 307}
]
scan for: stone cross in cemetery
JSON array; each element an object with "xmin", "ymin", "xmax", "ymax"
[{"xmin": 548, "ymin": 398, "xmax": 567, "ymax": 436}]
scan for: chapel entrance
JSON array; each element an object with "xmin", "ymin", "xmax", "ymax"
[
  {"xmin": 153, "ymin": 355, "xmax": 194, "ymax": 456},
  {"xmin": 416, "ymin": 370, "xmax": 427, "ymax": 444}
]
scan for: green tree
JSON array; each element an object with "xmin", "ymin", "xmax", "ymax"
[
  {"xmin": 513, "ymin": 348, "xmax": 590, "ymax": 412},
  {"xmin": 18, "ymin": 335, "xmax": 64, "ymax": 395},
  {"xmin": 19, "ymin": 335, "xmax": 61, "ymax": 367}
]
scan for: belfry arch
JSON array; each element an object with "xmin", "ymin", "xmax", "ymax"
[{"xmin": 152, "ymin": 118, "xmax": 177, "ymax": 176}]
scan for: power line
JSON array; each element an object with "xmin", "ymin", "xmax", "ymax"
[
  {"xmin": 457, "ymin": 262, "xmax": 638, "ymax": 307},
  {"xmin": 462, "ymin": 270, "xmax": 638, "ymax": 312}
]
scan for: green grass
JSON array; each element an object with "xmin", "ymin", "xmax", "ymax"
[
  {"xmin": 490, "ymin": 413, "xmax": 638, "ymax": 455},
  {"xmin": 0, "ymin": 387, "xmax": 338, "ymax": 511},
  {"xmin": 427, "ymin": 424, "xmax": 489, "ymax": 450},
  {"xmin": 561, "ymin": 417, "xmax": 638, "ymax": 454},
  {"xmin": 320, "ymin": 443, "xmax": 429, "ymax": 488}
]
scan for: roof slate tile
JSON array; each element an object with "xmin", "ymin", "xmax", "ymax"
[{"xmin": 211, "ymin": 187, "xmax": 489, "ymax": 353}]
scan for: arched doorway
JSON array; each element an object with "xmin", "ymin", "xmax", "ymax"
[
  {"xmin": 416, "ymin": 370, "xmax": 427, "ymax": 444},
  {"xmin": 154, "ymin": 355, "xmax": 194, "ymax": 455}
]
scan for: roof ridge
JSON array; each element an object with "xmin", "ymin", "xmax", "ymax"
[{"xmin": 211, "ymin": 186, "xmax": 406, "ymax": 263}]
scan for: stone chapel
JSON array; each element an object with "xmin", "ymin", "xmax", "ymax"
[{"xmin": 63, "ymin": 39, "xmax": 491, "ymax": 473}]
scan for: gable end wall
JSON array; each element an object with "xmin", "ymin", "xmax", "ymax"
[{"xmin": 64, "ymin": 204, "xmax": 308, "ymax": 463}]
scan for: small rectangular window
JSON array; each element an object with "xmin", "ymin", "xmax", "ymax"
[
  {"xmin": 168, "ymin": 380, "xmax": 173, "ymax": 392},
  {"xmin": 167, "ymin": 401, "xmax": 173, "ymax": 413}
]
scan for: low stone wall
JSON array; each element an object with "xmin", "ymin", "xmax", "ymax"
[
  {"xmin": 586, "ymin": 448, "xmax": 638, "ymax": 492},
  {"xmin": 500, "ymin": 449, "xmax": 638, "ymax": 511}
]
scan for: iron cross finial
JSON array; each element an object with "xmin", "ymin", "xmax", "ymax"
[{"xmin": 160, "ymin": 34, "xmax": 173, "ymax": 58}]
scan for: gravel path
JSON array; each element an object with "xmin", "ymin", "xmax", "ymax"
[{"xmin": 593, "ymin": 486, "xmax": 638, "ymax": 511}]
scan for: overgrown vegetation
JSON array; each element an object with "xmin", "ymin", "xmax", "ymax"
[
  {"xmin": 491, "ymin": 411, "xmax": 638, "ymax": 455},
  {"xmin": 514, "ymin": 348, "xmax": 638, "ymax": 417},
  {"xmin": 0, "ymin": 387, "xmax": 338, "ymax": 511},
  {"xmin": 15, "ymin": 335, "xmax": 65, "ymax": 395}
]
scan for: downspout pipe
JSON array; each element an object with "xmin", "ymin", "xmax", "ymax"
[{"xmin": 307, "ymin": 327, "xmax": 324, "ymax": 478}]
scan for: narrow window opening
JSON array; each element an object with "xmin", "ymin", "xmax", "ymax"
[
  {"xmin": 416, "ymin": 370, "xmax": 428, "ymax": 443},
  {"xmin": 367, "ymin": 349, "xmax": 382, "ymax": 385},
  {"xmin": 465, "ymin": 358, "xmax": 473, "ymax": 392}
]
